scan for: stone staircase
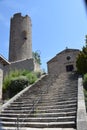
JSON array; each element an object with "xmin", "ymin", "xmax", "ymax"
[{"xmin": 0, "ymin": 72, "xmax": 78, "ymax": 130}]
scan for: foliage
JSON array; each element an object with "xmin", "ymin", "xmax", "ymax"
[
  {"xmin": 3, "ymin": 69, "xmax": 39, "ymax": 98},
  {"xmin": 3, "ymin": 69, "xmax": 27, "ymax": 92},
  {"xmin": 76, "ymin": 35, "xmax": 87, "ymax": 75},
  {"xmin": 8, "ymin": 76, "xmax": 29, "ymax": 98},
  {"xmin": 83, "ymin": 73, "xmax": 87, "ymax": 110},
  {"xmin": 33, "ymin": 51, "xmax": 41, "ymax": 65},
  {"xmin": 84, "ymin": 89, "xmax": 87, "ymax": 111},
  {"xmin": 83, "ymin": 73, "xmax": 87, "ymax": 90},
  {"xmin": 35, "ymin": 71, "xmax": 41, "ymax": 78},
  {"xmin": 26, "ymin": 72, "xmax": 37, "ymax": 84}
]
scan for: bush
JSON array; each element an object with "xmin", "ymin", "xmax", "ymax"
[
  {"xmin": 84, "ymin": 89, "xmax": 87, "ymax": 111},
  {"xmin": 83, "ymin": 73, "xmax": 87, "ymax": 90},
  {"xmin": 8, "ymin": 76, "xmax": 29, "ymax": 98},
  {"xmin": 76, "ymin": 36, "xmax": 87, "ymax": 75},
  {"xmin": 76, "ymin": 49, "xmax": 87, "ymax": 75},
  {"xmin": 26, "ymin": 72, "xmax": 37, "ymax": 84},
  {"xmin": 3, "ymin": 70, "xmax": 39, "ymax": 99}
]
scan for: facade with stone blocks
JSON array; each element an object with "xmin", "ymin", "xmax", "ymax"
[
  {"xmin": 47, "ymin": 48, "xmax": 80, "ymax": 75},
  {"xmin": 9, "ymin": 13, "xmax": 32, "ymax": 62},
  {"xmin": 4, "ymin": 59, "xmax": 34, "ymax": 76},
  {"xmin": 0, "ymin": 55, "xmax": 10, "ymax": 100}
]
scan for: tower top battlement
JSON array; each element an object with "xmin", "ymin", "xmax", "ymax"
[{"xmin": 12, "ymin": 13, "xmax": 31, "ymax": 20}]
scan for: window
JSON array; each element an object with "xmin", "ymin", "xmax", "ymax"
[
  {"xmin": 22, "ymin": 30, "xmax": 27, "ymax": 40},
  {"xmin": 66, "ymin": 65, "xmax": 74, "ymax": 72},
  {"xmin": 66, "ymin": 56, "xmax": 71, "ymax": 61}
]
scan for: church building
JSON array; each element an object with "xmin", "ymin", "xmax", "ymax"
[{"xmin": 47, "ymin": 48, "xmax": 80, "ymax": 75}]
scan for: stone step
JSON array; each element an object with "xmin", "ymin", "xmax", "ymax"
[
  {"xmin": 8, "ymin": 97, "xmax": 77, "ymax": 105},
  {"xmin": 21, "ymin": 94, "xmax": 77, "ymax": 102},
  {"xmin": 0, "ymin": 111, "xmax": 76, "ymax": 117},
  {"xmin": 5, "ymin": 100, "xmax": 77, "ymax": 110},
  {"xmin": 34, "ymin": 107, "xmax": 76, "ymax": 113},
  {"xmin": 27, "ymin": 112, "xmax": 76, "ymax": 118},
  {"xmin": 10, "ymin": 97, "xmax": 77, "ymax": 106},
  {"xmin": 1, "ymin": 127, "xmax": 76, "ymax": 130},
  {"xmin": 40, "ymin": 93, "xmax": 77, "ymax": 97},
  {"xmin": 2, "ymin": 103, "xmax": 77, "ymax": 113},
  {"xmin": 0, "ymin": 116, "xmax": 75, "ymax": 123},
  {"xmin": 38, "ymin": 100, "xmax": 77, "ymax": 105},
  {"xmin": 0, "ymin": 108, "xmax": 76, "ymax": 117},
  {"xmin": 1, "ymin": 121, "xmax": 76, "ymax": 128},
  {"xmin": 40, "ymin": 93, "xmax": 77, "ymax": 98},
  {"xmin": 21, "ymin": 89, "xmax": 77, "ymax": 96},
  {"xmin": 21, "ymin": 95, "xmax": 77, "ymax": 101},
  {"xmin": 36, "ymin": 103, "xmax": 77, "ymax": 109}
]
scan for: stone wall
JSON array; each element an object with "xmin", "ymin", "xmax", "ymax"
[
  {"xmin": 77, "ymin": 77, "xmax": 87, "ymax": 130},
  {"xmin": 4, "ymin": 58, "xmax": 34, "ymax": 76},
  {"xmin": 0, "ymin": 63, "xmax": 3, "ymax": 100},
  {"xmin": 47, "ymin": 49, "xmax": 80, "ymax": 75}
]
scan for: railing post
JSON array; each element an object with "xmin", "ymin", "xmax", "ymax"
[
  {"xmin": 47, "ymin": 84, "xmax": 49, "ymax": 93},
  {"xmin": 39, "ymin": 90, "xmax": 42, "ymax": 101},
  {"xmin": 16, "ymin": 115, "xmax": 19, "ymax": 130},
  {"xmin": 32, "ymin": 100, "xmax": 34, "ymax": 113}
]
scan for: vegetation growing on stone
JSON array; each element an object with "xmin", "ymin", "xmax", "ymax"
[
  {"xmin": 8, "ymin": 76, "xmax": 29, "ymax": 98},
  {"xmin": 83, "ymin": 73, "xmax": 87, "ymax": 90},
  {"xmin": 33, "ymin": 51, "xmax": 41, "ymax": 65},
  {"xmin": 3, "ymin": 69, "xmax": 40, "ymax": 98},
  {"xmin": 84, "ymin": 89, "xmax": 87, "ymax": 111},
  {"xmin": 76, "ymin": 35, "xmax": 87, "ymax": 75}
]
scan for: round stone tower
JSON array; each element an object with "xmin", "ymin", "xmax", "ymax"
[{"xmin": 9, "ymin": 13, "xmax": 32, "ymax": 62}]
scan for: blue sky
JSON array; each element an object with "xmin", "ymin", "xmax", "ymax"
[{"xmin": 0, "ymin": 0, "xmax": 87, "ymax": 71}]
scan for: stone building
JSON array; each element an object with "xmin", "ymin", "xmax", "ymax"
[{"xmin": 47, "ymin": 48, "xmax": 80, "ymax": 75}]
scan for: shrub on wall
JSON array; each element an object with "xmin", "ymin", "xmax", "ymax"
[
  {"xmin": 84, "ymin": 89, "xmax": 87, "ymax": 111},
  {"xmin": 26, "ymin": 72, "xmax": 37, "ymax": 84},
  {"xmin": 3, "ymin": 69, "xmax": 39, "ymax": 99},
  {"xmin": 83, "ymin": 73, "xmax": 87, "ymax": 90},
  {"xmin": 8, "ymin": 76, "xmax": 29, "ymax": 98}
]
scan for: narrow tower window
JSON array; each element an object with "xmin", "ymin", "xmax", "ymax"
[{"xmin": 22, "ymin": 30, "xmax": 27, "ymax": 40}]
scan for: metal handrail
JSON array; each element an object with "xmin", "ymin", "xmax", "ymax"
[
  {"xmin": 15, "ymin": 81, "xmax": 51, "ymax": 129},
  {"xmin": 16, "ymin": 74, "xmax": 53, "ymax": 130},
  {"xmin": 15, "ymin": 96, "xmax": 41, "ymax": 129}
]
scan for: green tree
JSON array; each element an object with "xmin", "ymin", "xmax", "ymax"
[
  {"xmin": 33, "ymin": 51, "xmax": 41, "ymax": 65},
  {"xmin": 76, "ymin": 35, "xmax": 87, "ymax": 75}
]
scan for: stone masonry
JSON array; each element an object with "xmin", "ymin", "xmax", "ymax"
[
  {"xmin": 0, "ymin": 56, "xmax": 10, "ymax": 100},
  {"xmin": 9, "ymin": 13, "xmax": 32, "ymax": 62},
  {"xmin": 47, "ymin": 48, "xmax": 80, "ymax": 75}
]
